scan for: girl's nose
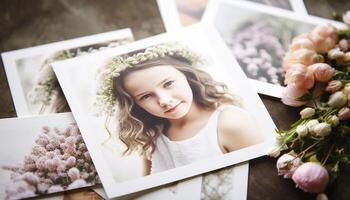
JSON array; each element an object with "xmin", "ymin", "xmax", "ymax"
[{"xmin": 158, "ymin": 93, "xmax": 172, "ymax": 107}]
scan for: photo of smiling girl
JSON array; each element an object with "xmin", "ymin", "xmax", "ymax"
[{"xmin": 95, "ymin": 43, "xmax": 264, "ymax": 175}]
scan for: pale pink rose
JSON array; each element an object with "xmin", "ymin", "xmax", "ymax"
[
  {"xmin": 292, "ymin": 162, "xmax": 329, "ymax": 193},
  {"xmin": 309, "ymin": 63, "xmax": 335, "ymax": 83},
  {"xmin": 276, "ymin": 153, "xmax": 301, "ymax": 178},
  {"xmin": 325, "ymin": 80, "xmax": 343, "ymax": 93},
  {"xmin": 309, "ymin": 24, "xmax": 338, "ymax": 54},
  {"xmin": 282, "ymin": 49, "xmax": 318, "ymax": 72},
  {"xmin": 338, "ymin": 39, "xmax": 349, "ymax": 52},
  {"xmin": 284, "ymin": 64, "xmax": 314, "ymax": 90},
  {"xmin": 289, "ymin": 33, "xmax": 315, "ymax": 51},
  {"xmin": 337, "ymin": 107, "xmax": 350, "ymax": 120},
  {"xmin": 281, "ymin": 85, "xmax": 308, "ymax": 107}
]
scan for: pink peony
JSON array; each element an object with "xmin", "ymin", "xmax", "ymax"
[
  {"xmin": 292, "ymin": 162, "xmax": 329, "ymax": 193},
  {"xmin": 309, "ymin": 63, "xmax": 335, "ymax": 83},
  {"xmin": 282, "ymin": 48, "xmax": 318, "ymax": 72},
  {"xmin": 309, "ymin": 24, "xmax": 338, "ymax": 54},
  {"xmin": 281, "ymin": 84, "xmax": 308, "ymax": 107},
  {"xmin": 276, "ymin": 153, "xmax": 301, "ymax": 178},
  {"xmin": 289, "ymin": 33, "xmax": 315, "ymax": 51},
  {"xmin": 284, "ymin": 64, "xmax": 314, "ymax": 90}
]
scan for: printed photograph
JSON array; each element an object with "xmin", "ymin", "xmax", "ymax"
[
  {"xmin": 202, "ymin": 0, "xmax": 344, "ymax": 97},
  {"xmin": 1, "ymin": 29, "xmax": 133, "ymax": 116},
  {"xmin": 303, "ymin": 0, "xmax": 350, "ymax": 22},
  {"xmin": 0, "ymin": 113, "xmax": 99, "ymax": 200},
  {"xmin": 52, "ymin": 25, "xmax": 275, "ymax": 198}
]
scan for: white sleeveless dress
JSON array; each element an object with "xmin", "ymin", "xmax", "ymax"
[{"xmin": 150, "ymin": 107, "xmax": 227, "ymax": 174}]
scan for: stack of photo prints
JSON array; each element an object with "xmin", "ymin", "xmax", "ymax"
[{"xmin": 0, "ymin": 0, "xmax": 345, "ymax": 199}]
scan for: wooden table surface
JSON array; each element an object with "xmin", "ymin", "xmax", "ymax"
[{"xmin": 0, "ymin": 0, "xmax": 349, "ymax": 199}]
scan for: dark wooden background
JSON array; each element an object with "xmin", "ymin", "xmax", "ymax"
[{"xmin": 0, "ymin": 0, "xmax": 349, "ymax": 199}]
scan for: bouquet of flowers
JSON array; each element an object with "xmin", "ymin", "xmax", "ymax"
[
  {"xmin": 269, "ymin": 11, "xmax": 350, "ymax": 198},
  {"xmin": 1, "ymin": 124, "xmax": 99, "ymax": 200}
]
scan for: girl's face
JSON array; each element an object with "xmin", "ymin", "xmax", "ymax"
[{"xmin": 123, "ymin": 65, "xmax": 194, "ymax": 119}]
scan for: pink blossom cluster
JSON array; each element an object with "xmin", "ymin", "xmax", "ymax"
[
  {"xmin": 1, "ymin": 124, "xmax": 99, "ymax": 200},
  {"xmin": 281, "ymin": 24, "xmax": 341, "ymax": 106},
  {"xmin": 230, "ymin": 20, "xmax": 286, "ymax": 85},
  {"xmin": 276, "ymin": 154, "xmax": 329, "ymax": 193}
]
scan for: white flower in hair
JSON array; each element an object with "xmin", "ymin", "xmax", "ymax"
[{"xmin": 93, "ymin": 42, "xmax": 203, "ymax": 116}]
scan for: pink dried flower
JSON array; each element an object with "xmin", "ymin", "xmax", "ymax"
[
  {"xmin": 68, "ymin": 167, "xmax": 80, "ymax": 181},
  {"xmin": 37, "ymin": 183, "xmax": 49, "ymax": 193},
  {"xmin": 325, "ymin": 80, "xmax": 343, "ymax": 93},
  {"xmin": 309, "ymin": 63, "xmax": 335, "ymax": 83},
  {"xmin": 337, "ymin": 107, "xmax": 350, "ymax": 120},
  {"xmin": 42, "ymin": 126, "xmax": 50, "ymax": 134},
  {"xmin": 31, "ymin": 146, "xmax": 47, "ymax": 156},
  {"xmin": 35, "ymin": 135, "xmax": 50, "ymax": 146},
  {"xmin": 67, "ymin": 179, "xmax": 87, "ymax": 190},
  {"xmin": 22, "ymin": 172, "xmax": 40, "ymax": 186},
  {"xmin": 23, "ymin": 163, "xmax": 36, "ymax": 172},
  {"xmin": 45, "ymin": 159, "xmax": 57, "ymax": 172},
  {"xmin": 65, "ymin": 156, "xmax": 76, "ymax": 168},
  {"xmin": 276, "ymin": 153, "xmax": 301, "ymax": 178},
  {"xmin": 47, "ymin": 185, "xmax": 64, "ymax": 193},
  {"xmin": 292, "ymin": 162, "xmax": 329, "ymax": 193},
  {"xmin": 281, "ymin": 84, "xmax": 308, "ymax": 107},
  {"xmin": 309, "ymin": 24, "xmax": 338, "ymax": 54},
  {"xmin": 35, "ymin": 157, "xmax": 46, "ymax": 171}
]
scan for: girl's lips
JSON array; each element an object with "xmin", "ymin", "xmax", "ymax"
[{"xmin": 165, "ymin": 102, "xmax": 181, "ymax": 113}]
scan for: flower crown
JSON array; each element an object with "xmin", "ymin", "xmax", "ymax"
[{"xmin": 94, "ymin": 42, "xmax": 203, "ymax": 116}]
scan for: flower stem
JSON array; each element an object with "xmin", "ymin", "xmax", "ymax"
[{"xmin": 322, "ymin": 143, "xmax": 335, "ymax": 165}]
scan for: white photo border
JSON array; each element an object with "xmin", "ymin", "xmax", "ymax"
[
  {"xmin": 53, "ymin": 24, "xmax": 275, "ymax": 198},
  {"xmin": 1, "ymin": 28, "xmax": 133, "ymax": 117}
]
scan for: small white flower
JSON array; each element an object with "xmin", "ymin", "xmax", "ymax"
[
  {"xmin": 305, "ymin": 119, "xmax": 319, "ymax": 134},
  {"xmin": 327, "ymin": 91, "xmax": 347, "ymax": 108},
  {"xmin": 296, "ymin": 124, "xmax": 308, "ymax": 137},
  {"xmin": 330, "ymin": 115, "xmax": 339, "ymax": 127},
  {"xmin": 316, "ymin": 193, "xmax": 328, "ymax": 200},
  {"xmin": 312, "ymin": 122, "xmax": 332, "ymax": 137},
  {"xmin": 327, "ymin": 48, "xmax": 344, "ymax": 60},
  {"xmin": 342, "ymin": 83, "xmax": 350, "ymax": 96},
  {"xmin": 300, "ymin": 107, "xmax": 315, "ymax": 119},
  {"xmin": 343, "ymin": 11, "xmax": 350, "ymax": 25},
  {"xmin": 267, "ymin": 147, "xmax": 280, "ymax": 158}
]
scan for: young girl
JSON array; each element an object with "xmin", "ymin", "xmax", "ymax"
[{"xmin": 95, "ymin": 43, "xmax": 263, "ymax": 175}]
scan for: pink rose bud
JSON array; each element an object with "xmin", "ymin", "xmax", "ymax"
[
  {"xmin": 309, "ymin": 63, "xmax": 335, "ymax": 83},
  {"xmin": 337, "ymin": 107, "xmax": 350, "ymax": 120},
  {"xmin": 343, "ymin": 83, "xmax": 350, "ymax": 96},
  {"xmin": 281, "ymin": 85, "xmax": 308, "ymax": 107},
  {"xmin": 276, "ymin": 153, "xmax": 301, "ymax": 178},
  {"xmin": 292, "ymin": 162, "xmax": 329, "ymax": 193},
  {"xmin": 327, "ymin": 91, "xmax": 347, "ymax": 108},
  {"xmin": 325, "ymin": 80, "xmax": 343, "ymax": 93},
  {"xmin": 338, "ymin": 39, "xmax": 349, "ymax": 52}
]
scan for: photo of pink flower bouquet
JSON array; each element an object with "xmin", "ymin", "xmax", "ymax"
[
  {"xmin": 0, "ymin": 114, "xmax": 99, "ymax": 200},
  {"xmin": 271, "ymin": 11, "xmax": 350, "ymax": 199}
]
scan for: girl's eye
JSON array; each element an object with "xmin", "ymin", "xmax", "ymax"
[
  {"xmin": 164, "ymin": 80, "xmax": 175, "ymax": 88},
  {"xmin": 140, "ymin": 94, "xmax": 152, "ymax": 101}
]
